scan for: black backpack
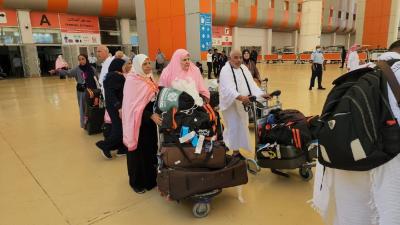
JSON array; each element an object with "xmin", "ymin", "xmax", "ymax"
[
  {"xmin": 316, "ymin": 61, "xmax": 400, "ymax": 171},
  {"xmin": 259, "ymin": 109, "xmax": 314, "ymax": 150}
]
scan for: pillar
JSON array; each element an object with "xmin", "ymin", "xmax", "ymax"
[
  {"xmin": 62, "ymin": 46, "xmax": 80, "ymax": 69},
  {"xmin": 346, "ymin": 33, "xmax": 351, "ymax": 49},
  {"xmin": 358, "ymin": 0, "xmax": 400, "ymax": 48},
  {"xmin": 17, "ymin": 10, "xmax": 40, "ymax": 77},
  {"xmin": 120, "ymin": 18, "xmax": 132, "ymax": 56},
  {"xmin": 355, "ymin": 0, "xmax": 366, "ymax": 45},
  {"xmin": 232, "ymin": 26, "xmax": 240, "ymax": 51},
  {"xmin": 292, "ymin": 30, "xmax": 299, "ymax": 53},
  {"xmin": 299, "ymin": 0, "xmax": 323, "ymax": 52},
  {"xmin": 135, "ymin": 0, "xmax": 212, "ymax": 62},
  {"xmin": 331, "ymin": 32, "xmax": 337, "ymax": 46}
]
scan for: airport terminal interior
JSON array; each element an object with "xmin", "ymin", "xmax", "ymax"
[{"xmin": 0, "ymin": 0, "xmax": 400, "ymax": 225}]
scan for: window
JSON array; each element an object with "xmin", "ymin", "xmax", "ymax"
[
  {"xmin": 338, "ymin": 11, "xmax": 342, "ymax": 18},
  {"xmin": 32, "ymin": 28, "xmax": 61, "ymax": 44},
  {"xmin": 0, "ymin": 27, "xmax": 21, "ymax": 45},
  {"xmin": 329, "ymin": 9, "xmax": 333, "ymax": 17},
  {"xmin": 284, "ymin": 1, "xmax": 289, "ymax": 11},
  {"xmin": 269, "ymin": 0, "xmax": 274, "ymax": 9},
  {"xmin": 99, "ymin": 17, "xmax": 121, "ymax": 45},
  {"xmin": 297, "ymin": 3, "xmax": 302, "ymax": 12},
  {"xmin": 353, "ymin": 14, "xmax": 356, "ymax": 21},
  {"xmin": 346, "ymin": 12, "xmax": 349, "ymax": 20}
]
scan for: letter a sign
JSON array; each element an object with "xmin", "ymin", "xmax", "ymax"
[{"xmin": 40, "ymin": 15, "xmax": 51, "ymax": 26}]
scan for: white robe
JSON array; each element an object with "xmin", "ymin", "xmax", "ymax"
[
  {"xmin": 312, "ymin": 52, "xmax": 400, "ymax": 225},
  {"xmin": 219, "ymin": 63, "xmax": 264, "ymax": 151},
  {"xmin": 347, "ymin": 51, "xmax": 360, "ymax": 72}
]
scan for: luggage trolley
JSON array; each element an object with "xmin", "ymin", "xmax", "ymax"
[
  {"xmin": 156, "ymin": 127, "xmax": 222, "ymax": 218},
  {"xmin": 246, "ymin": 91, "xmax": 317, "ymax": 181}
]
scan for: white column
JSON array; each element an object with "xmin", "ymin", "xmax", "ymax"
[
  {"xmin": 266, "ymin": 29, "xmax": 272, "ymax": 54},
  {"xmin": 17, "ymin": 10, "xmax": 40, "ymax": 77},
  {"xmin": 120, "ymin": 18, "xmax": 132, "ymax": 55},
  {"xmin": 17, "ymin": 10, "xmax": 34, "ymax": 44},
  {"xmin": 346, "ymin": 33, "xmax": 351, "ymax": 49},
  {"xmin": 355, "ymin": 0, "xmax": 366, "ymax": 45},
  {"xmin": 299, "ymin": 0, "xmax": 323, "ymax": 52},
  {"xmin": 232, "ymin": 26, "xmax": 240, "ymax": 51},
  {"xmin": 331, "ymin": 32, "xmax": 337, "ymax": 46},
  {"xmin": 292, "ymin": 30, "xmax": 299, "ymax": 53}
]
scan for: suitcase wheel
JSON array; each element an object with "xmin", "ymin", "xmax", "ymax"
[
  {"xmin": 192, "ymin": 202, "xmax": 210, "ymax": 218},
  {"xmin": 299, "ymin": 167, "xmax": 313, "ymax": 181}
]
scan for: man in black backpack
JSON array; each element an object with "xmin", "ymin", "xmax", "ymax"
[{"xmin": 311, "ymin": 40, "xmax": 400, "ymax": 225}]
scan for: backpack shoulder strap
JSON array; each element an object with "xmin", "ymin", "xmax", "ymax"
[
  {"xmin": 230, "ymin": 64, "xmax": 252, "ymax": 95},
  {"xmin": 377, "ymin": 61, "xmax": 400, "ymax": 107}
]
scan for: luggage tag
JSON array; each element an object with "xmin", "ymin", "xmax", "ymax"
[
  {"xmin": 276, "ymin": 143, "xmax": 281, "ymax": 159},
  {"xmin": 203, "ymin": 140, "xmax": 213, "ymax": 153},
  {"xmin": 180, "ymin": 126, "xmax": 189, "ymax": 138},
  {"xmin": 194, "ymin": 135, "xmax": 205, "ymax": 154},
  {"xmin": 191, "ymin": 135, "xmax": 199, "ymax": 147},
  {"xmin": 179, "ymin": 126, "xmax": 196, "ymax": 143}
]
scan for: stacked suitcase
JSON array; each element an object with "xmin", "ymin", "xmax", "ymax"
[
  {"xmin": 155, "ymin": 86, "xmax": 248, "ymax": 218},
  {"xmin": 157, "ymin": 142, "xmax": 248, "ymax": 201}
]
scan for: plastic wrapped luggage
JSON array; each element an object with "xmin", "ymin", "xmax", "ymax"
[
  {"xmin": 160, "ymin": 141, "xmax": 227, "ymax": 169},
  {"xmin": 157, "ymin": 156, "xmax": 248, "ymax": 200},
  {"xmin": 86, "ymin": 106, "xmax": 105, "ymax": 135}
]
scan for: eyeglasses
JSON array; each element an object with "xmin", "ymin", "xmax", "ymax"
[{"xmin": 182, "ymin": 58, "xmax": 191, "ymax": 62}]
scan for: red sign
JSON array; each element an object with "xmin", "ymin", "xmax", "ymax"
[
  {"xmin": 212, "ymin": 26, "xmax": 232, "ymax": 46},
  {"xmin": 30, "ymin": 12, "xmax": 60, "ymax": 29},
  {"xmin": 0, "ymin": 9, "xmax": 18, "ymax": 27},
  {"xmin": 59, "ymin": 14, "xmax": 100, "ymax": 33},
  {"xmin": 212, "ymin": 26, "xmax": 232, "ymax": 37}
]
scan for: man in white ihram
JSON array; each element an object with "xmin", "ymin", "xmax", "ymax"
[
  {"xmin": 219, "ymin": 50, "xmax": 269, "ymax": 159},
  {"xmin": 312, "ymin": 40, "xmax": 400, "ymax": 225}
]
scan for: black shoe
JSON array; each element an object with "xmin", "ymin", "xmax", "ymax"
[
  {"xmin": 96, "ymin": 141, "xmax": 112, "ymax": 159},
  {"xmin": 133, "ymin": 187, "xmax": 146, "ymax": 194},
  {"xmin": 318, "ymin": 87, "xmax": 326, "ymax": 90},
  {"xmin": 309, "ymin": 87, "xmax": 312, "ymax": 90},
  {"xmin": 116, "ymin": 149, "xmax": 127, "ymax": 157}
]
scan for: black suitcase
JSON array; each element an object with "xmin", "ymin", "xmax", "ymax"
[
  {"xmin": 86, "ymin": 106, "xmax": 105, "ymax": 135},
  {"xmin": 157, "ymin": 156, "xmax": 248, "ymax": 200}
]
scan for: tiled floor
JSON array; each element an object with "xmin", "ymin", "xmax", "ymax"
[{"xmin": 0, "ymin": 63, "xmax": 346, "ymax": 225}]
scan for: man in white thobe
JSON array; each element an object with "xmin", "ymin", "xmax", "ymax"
[
  {"xmin": 312, "ymin": 40, "xmax": 400, "ymax": 225},
  {"xmin": 219, "ymin": 50, "xmax": 268, "ymax": 157},
  {"xmin": 96, "ymin": 45, "xmax": 114, "ymax": 98}
]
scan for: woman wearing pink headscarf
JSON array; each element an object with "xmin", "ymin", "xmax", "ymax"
[
  {"xmin": 122, "ymin": 54, "xmax": 161, "ymax": 194},
  {"xmin": 159, "ymin": 49, "xmax": 210, "ymax": 100},
  {"xmin": 55, "ymin": 55, "xmax": 69, "ymax": 79}
]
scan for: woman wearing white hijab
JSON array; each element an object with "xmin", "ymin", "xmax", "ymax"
[{"xmin": 122, "ymin": 54, "xmax": 162, "ymax": 194}]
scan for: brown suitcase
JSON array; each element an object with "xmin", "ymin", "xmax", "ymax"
[
  {"xmin": 160, "ymin": 141, "xmax": 227, "ymax": 169},
  {"xmin": 157, "ymin": 156, "xmax": 248, "ymax": 200}
]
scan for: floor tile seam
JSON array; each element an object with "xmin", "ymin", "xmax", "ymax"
[
  {"xmin": 0, "ymin": 130, "xmax": 72, "ymax": 225},
  {"xmin": 86, "ymin": 194, "xmax": 157, "ymax": 225}
]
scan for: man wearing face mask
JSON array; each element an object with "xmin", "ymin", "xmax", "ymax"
[
  {"xmin": 309, "ymin": 45, "xmax": 326, "ymax": 90},
  {"xmin": 219, "ymin": 50, "xmax": 270, "ymax": 159}
]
